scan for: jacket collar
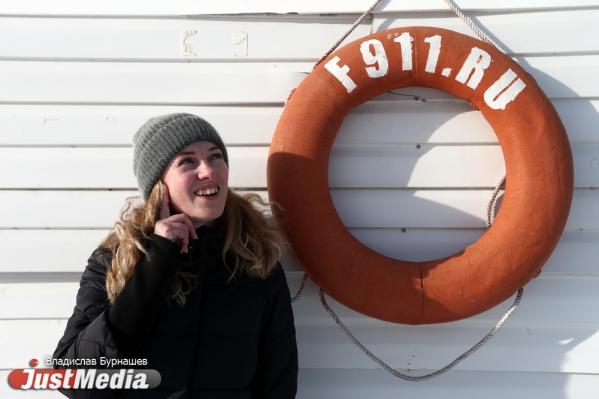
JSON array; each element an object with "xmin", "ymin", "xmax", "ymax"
[{"xmin": 188, "ymin": 217, "xmax": 226, "ymax": 260}]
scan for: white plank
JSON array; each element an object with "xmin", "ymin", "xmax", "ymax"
[
  {"xmin": 349, "ymin": 229, "xmax": 599, "ymax": 275},
  {"xmin": 0, "ymin": 143, "xmax": 595, "ymax": 189},
  {"xmin": 330, "ymin": 144, "xmax": 507, "ymax": 189},
  {"xmin": 331, "ymin": 189, "xmax": 597, "ymax": 230},
  {"xmin": 551, "ymin": 100, "xmax": 599, "ymax": 144},
  {"xmin": 338, "ymin": 99, "xmax": 599, "ymax": 145},
  {"xmin": 2, "ymin": 271, "xmax": 599, "ymax": 324},
  {"xmin": 0, "ymin": 17, "xmax": 371, "ymax": 61},
  {"xmin": 0, "ymin": 230, "xmax": 109, "ymax": 273},
  {"xmin": 1, "ymin": 99, "xmax": 596, "ymax": 146},
  {"xmin": 330, "ymin": 143, "xmax": 597, "ymax": 188},
  {"xmin": 0, "ymin": 190, "xmax": 269, "ymax": 229},
  {"xmin": 0, "ymin": 56, "xmax": 597, "ymax": 104},
  {"xmin": 1, "ymin": 229, "xmax": 596, "ymax": 275},
  {"xmin": 544, "ymin": 230, "xmax": 599, "ymax": 275},
  {"xmin": 0, "ymin": 320, "xmax": 66, "ymax": 370},
  {"xmin": 0, "ymin": 147, "xmax": 267, "ymax": 189},
  {"xmin": 0, "ymin": 189, "xmax": 595, "ymax": 229},
  {"xmin": 0, "ymin": 282, "xmax": 80, "ymax": 319},
  {"xmin": 1, "ymin": 0, "xmax": 598, "ymax": 15},
  {"xmin": 289, "ymin": 275, "xmax": 599, "ymax": 324},
  {"xmin": 372, "ymin": 10, "xmax": 599, "ymax": 54},
  {"xmin": 0, "ymin": 191, "xmax": 135, "ymax": 229},
  {"xmin": 521, "ymin": 55, "xmax": 599, "ymax": 99},
  {"xmin": 0, "ymin": 62, "xmax": 308, "ymax": 104},
  {"xmin": 0, "ymin": 190, "xmax": 270, "ymax": 229},
  {"xmin": 0, "ymin": 105, "xmax": 283, "ymax": 146},
  {"xmin": 2, "ymin": 308, "xmax": 599, "ymax": 373},
  {"xmin": 1, "ymin": 11, "xmax": 595, "ymax": 59},
  {"xmin": 297, "ymin": 370, "xmax": 599, "ymax": 399},
  {"xmin": 296, "ymin": 322, "xmax": 599, "ymax": 374}
]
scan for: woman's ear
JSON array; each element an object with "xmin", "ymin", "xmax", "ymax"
[
  {"xmin": 158, "ymin": 180, "xmax": 174, "ymax": 213},
  {"xmin": 158, "ymin": 180, "xmax": 170, "ymax": 197}
]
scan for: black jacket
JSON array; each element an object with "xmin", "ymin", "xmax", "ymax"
[{"xmin": 53, "ymin": 224, "xmax": 298, "ymax": 398}]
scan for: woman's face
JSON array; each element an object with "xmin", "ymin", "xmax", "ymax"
[{"xmin": 161, "ymin": 141, "xmax": 229, "ymax": 228}]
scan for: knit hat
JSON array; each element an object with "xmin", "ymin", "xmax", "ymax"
[{"xmin": 132, "ymin": 113, "xmax": 228, "ymax": 199}]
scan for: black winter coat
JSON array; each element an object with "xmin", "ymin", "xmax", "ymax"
[{"xmin": 53, "ymin": 224, "xmax": 298, "ymax": 398}]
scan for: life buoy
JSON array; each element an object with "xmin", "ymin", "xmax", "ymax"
[{"xmin": 267, "ymin": 27, "xmax": 573, "ymax": 324}]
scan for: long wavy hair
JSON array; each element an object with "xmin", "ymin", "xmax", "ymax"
[{"xmin": 101, "ymin": 181, "xmax": 285, "ymax": 305}]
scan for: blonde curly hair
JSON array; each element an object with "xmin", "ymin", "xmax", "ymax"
[{"xmin": 100, "ymin": 182, "xmax": 285, "ymax": 305}]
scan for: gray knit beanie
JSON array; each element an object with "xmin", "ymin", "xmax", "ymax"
[{"xmin": 132, "ymin": 113, "xmax": 228, "ymax": 200}]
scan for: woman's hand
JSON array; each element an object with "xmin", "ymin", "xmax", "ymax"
[{"xmin": 154, "ymin": 187, "xmax": 198, "ymax": 253}]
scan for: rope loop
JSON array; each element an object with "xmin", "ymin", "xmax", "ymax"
[
  {"xmin": 313, "ymin": 0, "xmax": 386, "ymax": 69},
  {"xmin": 319, "ymin": 287, "xmax": 523, "ymax": 381},
  {"xmin": 291, "ymin": 273, "xmax": 308, "ymax": 303},
  {"xmin": 287, "ymin": 0, "xmax": 517, "ymax": 380},
  {"xmin": 441, "ymin": 0, "xmax": 500, "ymax": 49},
  {"xmin": 291, "ymin": 176, "xmax": 522, "ymax": 380}
]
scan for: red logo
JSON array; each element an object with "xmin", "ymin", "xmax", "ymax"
[{"xmin": 7, "ymin": 360, "xmax": 161, "ymax": 390}]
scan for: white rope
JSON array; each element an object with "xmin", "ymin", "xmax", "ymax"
[
  {"xmin": 288, "ymin": 1, "xmax": 518, "ymax": 380},
  {"xmin": 487, "ymin": 175, "xmax": 506, "ymax": 226},
  {"xmin": 290, "ymin": 273, "xmax": 308, "ymax": 303},
  {"xmin": 319, "ymin": 287, "xmax": 523, "ymax": 381},
  {"xmin": 313, "ymin": 0, "xmax": 386, "ymax": 68},
  {"xmin": 441, "ymin": 0, "xmax": 500, "ymax": 49},
  {"xmin": 292, "ymin": 176, "xmax": 522, "ymax": 380}
]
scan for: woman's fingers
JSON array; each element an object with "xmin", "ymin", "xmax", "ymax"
[
  {"xmin": 155, "ymin": 186, "xmax": 197, "ymax": 252},
  {"xmin": 159, "ymin": 186, "xmax": 171, "ymax": 220},
  {"xmin": 156, "ymin": 221, "xmax": 189, "ymax": 253},
  {"xmin": 154, "ymin": 213, "xmax": 198, "ymax": 253},
  {"xmin": 171, "ymin": 223, "xmax": 189, "ymax": 253},
  {"xmin": 164, "ymin": 214, "xmax": 198, "ymax": 240}
]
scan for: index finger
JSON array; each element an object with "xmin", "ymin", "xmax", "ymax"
[{"xmin": 159, "ymin": 185, "xmax": 171, "ymax": 220}]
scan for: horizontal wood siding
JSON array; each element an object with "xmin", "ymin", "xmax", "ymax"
[
  {"xmin": 2, "ymin": 0, "xmax": 599, "ymax": 15},
  {"xmin": 0, "ymin": 3, "xmax": 597, "ymax": 398}
]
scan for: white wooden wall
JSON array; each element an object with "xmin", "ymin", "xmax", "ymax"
[{"xmin": 1, "ymin": 1, "xmax": 598, "ymax": 397}]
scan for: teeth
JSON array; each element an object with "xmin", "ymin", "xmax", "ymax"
[{"xmin": 194, "ymin": 186, "xmax": 219, "ymax": 196}]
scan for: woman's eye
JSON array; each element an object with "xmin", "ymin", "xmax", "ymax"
[
  {"xmin": 210, "ymin": 153, "xmax": 223, "ymax": 160},
  {"xmin": 178, "ymin": 157, "xmax": 194, "ymax": 166}
]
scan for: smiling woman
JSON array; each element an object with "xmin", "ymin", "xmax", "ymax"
[
  {"xmin": 162, "ymin": 141, "xmax": 230, "ymax": 229},
  {"xmin": 52, "ymin": 113, "xmax": 298, "ymax": 398}
]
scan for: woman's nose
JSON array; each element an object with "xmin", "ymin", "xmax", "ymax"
[{"xmin": 196, "ymin": 162, "xmax": 216, "ymax": 179}]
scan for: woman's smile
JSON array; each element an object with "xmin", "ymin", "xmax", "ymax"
[{"xmin": 162, "ymin": 141, "xmax": 229, "ymax": 227}]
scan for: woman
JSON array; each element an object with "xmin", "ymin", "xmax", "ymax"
[{"xmin": 53, "ymin": 113, "xmax": 298, "ymax": 398}]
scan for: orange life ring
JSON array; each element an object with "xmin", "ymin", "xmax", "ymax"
[{"xmin": 267, "ymin": 27, "xmax": 573, "ymax": 324}]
